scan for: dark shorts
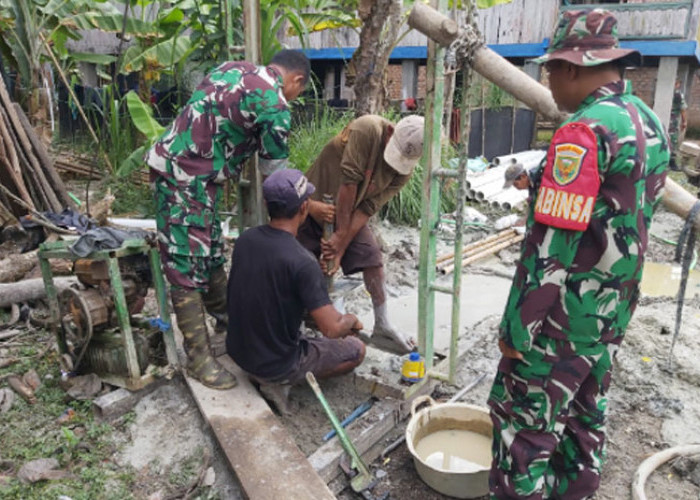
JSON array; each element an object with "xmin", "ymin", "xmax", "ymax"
[
  {"xmin": 297, "ymin": 217, "xmax": 383, "ymax": 275},
  {"xmin": 267, "ymin": 336, "xmax": 365, "ymax": 385}
]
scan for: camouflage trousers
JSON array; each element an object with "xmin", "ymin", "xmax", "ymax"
[
  {"xmin": 488, "ymin": 334, "xmax": 623, "ymax": 500},
  {"xmin": 153, "ymin": 176, "xmax": 225, "ymax": 292}
]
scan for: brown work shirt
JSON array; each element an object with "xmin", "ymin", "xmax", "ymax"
[{"xmin": 305, "ymin": 115, "xmax": 410, "ymax": 217}]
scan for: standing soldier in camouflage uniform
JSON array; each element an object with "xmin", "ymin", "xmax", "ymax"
[
  {"xmin": 488, "ymin": 10, "xmax": 669, "ymax": 499},
  {"xmin": 145, "ymin": 50, "xmax": 310, "ymax": 389},
  {"xmin": 669, "ymin": 79, "xmax": 688, "ymax": 171}
]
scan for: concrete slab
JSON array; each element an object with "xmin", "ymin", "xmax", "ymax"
[{"xmin": 358, "ymin": 271, "xmax": 512, "ymax": 354}]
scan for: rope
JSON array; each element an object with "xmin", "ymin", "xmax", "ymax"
[{"xmin": 667, "ymin": 200, "xmax": 700, "ymax": 370}]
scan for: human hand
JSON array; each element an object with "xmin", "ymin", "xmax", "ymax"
[
  {"xmin": 498, "ymin": 339, "xmax": 524, "ymax": 360},
  {"xmin": 310, "ymin": 200, "xmax": 335, "ymax": 224},
  {"xmin": 320, "ymin": 255, "xmax": 342, "ymax": 276},
  {"xmin": 351, "ymin": 318, "xmax": 364, "ymax": 332},
  {"xmin": 321, "ymin": 233, "xmax": 346, "ymax": 261}
]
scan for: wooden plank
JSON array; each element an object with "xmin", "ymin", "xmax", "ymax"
[
  {"xmin": 310, "ymin": 377, "xmax": 438, "ymax": 484},
  {"xmin": 186, "ymin": 356, "xmax": 335, "ymax": 499}
]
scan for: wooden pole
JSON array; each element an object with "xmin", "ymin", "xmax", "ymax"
[
  {"xmin": 440, "ymin": 234, "xmax": 524, "ymax": 275},
  {"xmin": 14, "ymin": 103, "xmax": 75, "ymax": 209},
  {"xmin": 409, "ymin": 3, "xmax": 566, "ymax": 123}
]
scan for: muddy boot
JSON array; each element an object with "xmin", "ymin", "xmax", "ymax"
[
  {"xmin": 171, "ymin": 287, "xmax": 237, "ymax": 390},
  {"xmin": 202, "ymin": 266, "xmax": 228, "ymax": 356}
]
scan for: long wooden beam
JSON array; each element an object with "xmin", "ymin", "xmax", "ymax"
[{"xmin": 185, "ymin": 356, "xmax": 335, "ymax": 499}]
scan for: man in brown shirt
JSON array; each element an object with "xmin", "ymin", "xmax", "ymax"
[{"xmin": 298, "ymin": 114, "xmax": 424, "ymax": 355}]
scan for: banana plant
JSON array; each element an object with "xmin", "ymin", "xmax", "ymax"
[
  {"xmin": 0, "ymin": 0, "xmax": 100, "ymax": 111},
  {"xmin": 117, "ymin": 90, "xmax": 165, "ymax": 178}
]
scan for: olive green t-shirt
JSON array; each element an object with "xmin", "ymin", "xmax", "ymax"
[{"xmin": 305, "ymin": 115, "xmax": 410, "ymax": 216}]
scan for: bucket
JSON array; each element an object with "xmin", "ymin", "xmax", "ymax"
[{"xmin": 405, "ymin": 395, "xmax": 492, "ymax": 499}]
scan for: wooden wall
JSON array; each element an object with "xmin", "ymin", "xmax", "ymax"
[
  {"xmin": 283, "ymin": 1, "xmax": 700, "ymax": 52},
  {"xmin": 282, "ymin": 0, "xmax": 560, "ymax": 50}
]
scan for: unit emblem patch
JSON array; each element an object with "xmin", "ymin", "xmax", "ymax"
[{"xmin": 553, "ymin": 143, "xmax": 587, "ymax": 186}]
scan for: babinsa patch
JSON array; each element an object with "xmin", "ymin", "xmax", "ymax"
[{"xmin": 534, "ymin": 122, "xmax": 600, "ymax": 231}]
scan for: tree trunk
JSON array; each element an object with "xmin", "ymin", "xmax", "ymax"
[
  {"xmin": 0, "ymin": 276, "xmax": 77, "ymax": 308},
  {"xmin": 348, "ymin": 0, "xmax": 403, "ymax": 116}
]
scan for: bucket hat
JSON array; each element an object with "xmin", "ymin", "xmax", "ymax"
[{"xmin": 533, "ymin": 9, "xmax": 640, "ymax": 67}]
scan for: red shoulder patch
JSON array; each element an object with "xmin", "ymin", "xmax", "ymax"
[{"xmin": 534, "ymin": 122, "xmax": 600, "ymax": 231}]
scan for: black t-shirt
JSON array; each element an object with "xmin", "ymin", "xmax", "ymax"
[{"xmin": 226, "ymin": 225, "xmax": 331, "ymax": 379}]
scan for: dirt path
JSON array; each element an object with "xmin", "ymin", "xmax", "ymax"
[{"xmin": 352, "ymin": 207, "xmax": 700, "ymax": 499}]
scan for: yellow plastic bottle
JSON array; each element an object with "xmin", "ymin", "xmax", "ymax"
[{"xmin": 401, "ymin": 351, "xmax": 425, "ymax": 383}]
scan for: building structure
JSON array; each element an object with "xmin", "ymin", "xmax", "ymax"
[{"xmin": 282, "ymin": 0, "xmax": 700, "ymax": 128}]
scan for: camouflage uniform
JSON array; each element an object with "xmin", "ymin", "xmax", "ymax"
[
  {"xmin": 488, "ymin": 10, "xmax": 670, "ymax": 499},
  {"xmin": 145, "ymin": 60, "xmax": 293, "ymax": 389},
  {"xmin": 669, "ymin": 87, "xmax": 687, "ymax": 152},
  {"xmin": 146, "ymin": 60, "xmax": 291, "ymax": 291}
]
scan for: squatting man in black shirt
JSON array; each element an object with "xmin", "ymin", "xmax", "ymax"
[{"xmin": 226, "ymin": 169, "xmax": 366, "ymax": 414}]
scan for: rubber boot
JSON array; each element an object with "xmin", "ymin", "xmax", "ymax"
[
  {"xmin": 202, "ymin": 266, "xmax": 228, "ymax": 356},
  {"xmin": 171, "ymin": 287, "xmax": 237, "ymax": 390},
  {"xmin": 202, "ymin": 265, "xmax": 228, "ymax": 332}
]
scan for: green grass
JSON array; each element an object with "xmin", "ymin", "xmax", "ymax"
[{"xmin": 0, "ymin": 330, "xmax": 211, "ymax": 499}]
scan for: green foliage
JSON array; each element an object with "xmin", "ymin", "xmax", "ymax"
[
  {"xmin": 83, "ymin": 85, "xmax": 137, "ymax": 177},
  {"xmin": 259, "ymin": 0, "xmax": 361, "ymax": 64},
  {"xmin": 288, "ymin": 103, "xmax": 353, "ymax": 172},
  {"xmin": 0, "ymin": 333, "xmax": 137, "ymax": 500},
  {"xmin": 380, "ymin": 144, "xmax": 458, "ymax": 226},
  {"xmin": 115, "ymin": 91, "xmax": 166, "ymax": 178},
  {"xmin": 108, "ymin": 178, "xmax": 156, "ymax": 216},
  {"xmin": 125, "ymin": 91, "xmax": 166, "ymax": 139}
]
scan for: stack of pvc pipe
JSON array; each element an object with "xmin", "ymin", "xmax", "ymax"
[{"xmin": 465, "ymin": 149, "xmax": 546, "ymax": 210}]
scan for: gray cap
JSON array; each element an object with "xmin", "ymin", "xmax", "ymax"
[
  {"xmin": 384, "ymin": 115, "xmax": 425, "ymax": 175},
  {"xmin": 503, "ymin": 163, "xmax": 525, "ymax": 189}
]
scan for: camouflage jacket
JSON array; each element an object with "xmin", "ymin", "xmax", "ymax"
[
  {"xmin": 145, "ymin": 61, "xmax": 291, "ymax": 205},
  {"xmin": 500, "ymin": 80, "xmax": 669, "ymax": 351}
]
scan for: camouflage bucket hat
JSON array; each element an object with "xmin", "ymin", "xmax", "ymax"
[{"xmin": 533, "ymin": 9, "xmax": 640, "ymax": 67}]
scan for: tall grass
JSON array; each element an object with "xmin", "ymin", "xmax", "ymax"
[
  {"xmin": 289, "ymin": 103, "xmax": 353, "ymax": 172},
  {"xmin": 379, "ymin": 145, "xmax": 458, "ymax": 226}
]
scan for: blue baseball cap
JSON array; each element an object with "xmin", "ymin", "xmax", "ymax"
[{"xmin": 262, "ymin": 169, "xmax": 315, "ymax": 211}]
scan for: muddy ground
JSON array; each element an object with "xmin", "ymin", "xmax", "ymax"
[{"xmin": 3, "ymin": 199, "xmax": 700, "ymax": 499}]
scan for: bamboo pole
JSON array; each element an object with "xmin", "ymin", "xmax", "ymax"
[
  {"xmin": 14, "ymin": 103, "xmax": 75, "ymax": 209},
  {"xmin": 440, "ymin": 233, "xmax": 524, "ymax": 275},
  {"xmin": 0, "ymin": 104, "xmax": 33, "ymax": 209},
  {"xmin": 435, "ymin": 228, "xmax": 516, "ymax": 265},
  {"xmin": 39, "ymin": 33, "xmax": 114, "ymax": 174},
  {"xmin": 410, "ymin": 2, "xmax": 700, "ymax": 229},
  {"xmin": 661, "ymin": 177, "xmax": 700, "ymax": 233},
  {"xmin": 408, "ymin": 3, "xmax": 567, "ymax": 124},
  {"xmin": 437, "ymin": 230, "xmax": 518, "ymax": 271},
  {"xmin": 0, "ymin": 105, "xmax": 57, "ymax": 212},
  {"xmin": 0, "ymin": 75, "xmax": 61, "ymax": 212}
]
